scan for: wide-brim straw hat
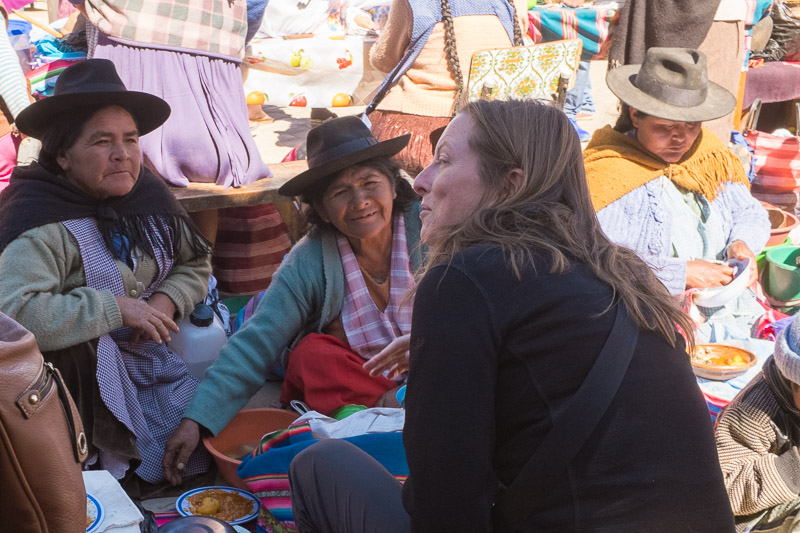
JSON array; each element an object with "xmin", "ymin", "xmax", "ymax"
[
  {"xmin": 606, "ymin": 47, "xmax": 736, "ymax": 123},
  {"xmin": 278, "ymin": 115, "xmax": 410, "ymax": 198},
  {"xmin": 16, "ymin": 59, "xmax": 171, "ymax": 139}
]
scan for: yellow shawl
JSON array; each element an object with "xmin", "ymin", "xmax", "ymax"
[{"xmin": 583, "ymin": 126, "xmax": 750, "ymax": 212}]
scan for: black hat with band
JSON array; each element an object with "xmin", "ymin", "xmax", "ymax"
[{"xmin": 279, "ymin": 115, "xmax": 410, "ymax": 198}]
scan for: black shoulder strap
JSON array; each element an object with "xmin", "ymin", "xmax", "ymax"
[{"xmin": 492, "ymin": 303, "xmax": 639, "ymax": 531}]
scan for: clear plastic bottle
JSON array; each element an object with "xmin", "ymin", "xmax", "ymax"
[{"xmin": 168, "ymin": 303, "xmax": 227, "ymax": 380}]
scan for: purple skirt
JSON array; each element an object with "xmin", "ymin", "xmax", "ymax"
[{"xmin": 91, "ymin": 33, "xmax": 271, "ymax": 188}]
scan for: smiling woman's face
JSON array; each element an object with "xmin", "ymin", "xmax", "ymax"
[
  {"xmin": 57, "ymin": 105, "xmax": 141, "ymax": 200},
  {"xmin": 316, "ymin": 164, "xmax": 397, "ymax": 246}
]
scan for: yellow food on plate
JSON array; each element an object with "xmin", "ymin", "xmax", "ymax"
[
  {"xmin": 692, "ymin": 345, "xmax": 751, "ymax": 367},
  {"xmin": 195, "ymin": 497, "xmax": 220, "ymax": 515},
  {"xmin": 187, "ymin": 489, "xmax": 253, "ymax": 522}
]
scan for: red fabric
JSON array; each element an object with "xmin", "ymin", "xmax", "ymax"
[{"xmin": 280, "ymin": 333, "xmax": 396, "ymax": 416}]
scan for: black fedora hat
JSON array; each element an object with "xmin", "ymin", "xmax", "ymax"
[
  {"xmin": 606, "ymin": 48, "xmax": 735, "ymax": 123},
  {"xmin": 278, "ymin": 116, "xmax": 410, "ymax": 198},
  {"xmin": 16, "ymin": 59, "xmax": 171, "ymax": 139}
]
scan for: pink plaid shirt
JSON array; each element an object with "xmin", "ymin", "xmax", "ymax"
[{"xmin": 337, "ymin": 214, "xmax": 414, "ymax": 360}]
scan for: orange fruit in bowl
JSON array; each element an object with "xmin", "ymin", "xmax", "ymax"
[
  {"xmin": 246, "ymin": 91, "xmax": 267, "ymax": 105},
  {"xmin": 331, "ymin": 93, "xmax": 352, "ymax": 107}
]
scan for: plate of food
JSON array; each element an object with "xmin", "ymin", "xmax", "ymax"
[
  {"xmin": 176, "ymin": 486, "xmax": 259, "ymax": 525},
  {"xmin": 691, "ymin": 344, "xmax": 757, "ymax": 381},
  {"xmin": 86, "ymin": 493, "xmax": 103, "ymax": 533}
]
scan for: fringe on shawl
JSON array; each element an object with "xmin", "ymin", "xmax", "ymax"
[{"xmin": 584, "ymin": 126, "xmax": 750, "ymax": 211}]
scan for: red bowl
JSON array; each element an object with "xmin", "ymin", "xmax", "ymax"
[{"xmin": 203, "ymin": 408, "xmax": 299, "ymax": 490}]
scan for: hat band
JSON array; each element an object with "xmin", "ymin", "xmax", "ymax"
[
  {"xmin": 309, "ymin": 137, "xmax": 378, "ymax": 168},
  {"xmin": 633, "ymin": 73, "xmax": 708, "ymax": 108}
]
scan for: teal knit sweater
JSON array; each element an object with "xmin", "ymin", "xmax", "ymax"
[{"xmin": 184, "ymin": 203, "xmax": 423, "ymax": 434}]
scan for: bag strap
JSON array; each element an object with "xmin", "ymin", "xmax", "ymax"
[{"xmin": 492, "ymin": 303, "xmax": 639, "ymax": 531}]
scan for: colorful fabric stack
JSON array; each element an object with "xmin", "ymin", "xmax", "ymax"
[
  {"xmin": 527, "ymin": 5, "xmax": 617, "ymax": 61},
  {"xmin": 26, "ymin": 59, "xmax": 83, "ymax": 99},
  {"xmin": 238, "ymin": 424, "xmax": 407, "ymax": 533}
]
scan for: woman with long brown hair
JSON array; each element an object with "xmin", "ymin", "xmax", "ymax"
[{"xmin": 287, "ymin": 99, "xmax": 734, "ymax": 532}]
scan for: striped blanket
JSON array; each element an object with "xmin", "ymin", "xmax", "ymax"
[
  {"xmin": 238, "ymin": 425, "xmax": 407, "ymax": 533},
  {"xmin": 527, "ymin": 6, "xmax": 617, "ymax": 61}
]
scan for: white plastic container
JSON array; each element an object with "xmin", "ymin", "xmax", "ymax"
[{"xmin": 168, "ymin": 303, "xmax": 227, "ymax": 380}]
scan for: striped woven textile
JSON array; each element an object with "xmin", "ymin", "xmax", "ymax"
[
  {"xmin": 748, "ymin": 130, "xmax": 800, "ymax": 193},
  {"xmin": 527, "ymin": 5, "xmax": 617, "ymax": 61},
  {"xmin": 212, "ymin": 204, "xmax": 292, "ymax": 297},
  {"xmin": 238, "ymin": 424, "xmax": 408, "ymax": 533}
]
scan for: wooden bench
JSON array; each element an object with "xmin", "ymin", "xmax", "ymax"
[
  {"xmin": 169, "ymin": 160, "xmax": 308, "ymax": 212},
  {"xmin": 169, "ymin": 160, "xmax": 309, "ymax": 241}
]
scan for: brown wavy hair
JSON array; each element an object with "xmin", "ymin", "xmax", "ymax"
[{"xmin": 420, "ymin": 99, "xmax": 694, "ymax": 349}]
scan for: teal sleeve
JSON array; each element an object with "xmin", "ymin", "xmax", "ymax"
[{"xmin": 183, "ymin": 239, "xmax": 326, "ymax": 434}]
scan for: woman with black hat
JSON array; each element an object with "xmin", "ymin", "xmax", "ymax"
[
  {"xmin": 0, "ymin": 59, "xmax": 214, "ymax": 486},
  {"xmin": 162, "ymin": 116, "xmax": 421, "ymax": 485},
  {"xmin": 584, "ymin": 47, "xmax": 770, "ymax": 340}
]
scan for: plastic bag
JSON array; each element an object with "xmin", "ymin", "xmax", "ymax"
[{"xmin": 751, "ymin": 1, "xmax": 800, "ymax": 61}]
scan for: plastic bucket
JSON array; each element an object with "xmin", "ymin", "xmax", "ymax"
[
  {"xmin": 765, "ymin": 245, "xmax": 800, "ymax": 302},
  {"xmin": 7, "ymin": 19, "xmax": 31, "ymax": 72}
]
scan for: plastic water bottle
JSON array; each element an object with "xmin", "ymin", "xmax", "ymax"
[{"xmin": 168, "ymin": 303, "xmax": 227, "ymax": 380}]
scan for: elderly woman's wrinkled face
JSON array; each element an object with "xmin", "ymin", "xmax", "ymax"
[
  {"xmin": 57, "ymin": 106, "xmax": 141, "ymax": 200},
  {"xmin": 631, "ymin": 108, "xmax": 702, "ymax": 164},
  {"xmin": 317, "ymin": 165, "xmax": 397, "ymax": 245},
  {"xmin": 414, "ymin": 113, "xmax": 488, "ymax": 244}
]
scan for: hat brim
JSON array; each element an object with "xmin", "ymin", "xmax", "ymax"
[
  {"xmin": 606, "ymin": 64, "xmax": 736, "ymax": 123},
  {"xmin": 15, "ymin": 90, "xmax": 171, "ymax": 139},
  {"xmin": 278, "ymin": 133, "xmax": 411, "ymax": 197}
]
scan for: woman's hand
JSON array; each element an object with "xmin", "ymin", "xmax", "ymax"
[
  {"xmin": 364, "ymin": 334, "xmax": 410, "ymax": 379},
  {"xmin": 726, "ymin": 240, "xmax": 759, "ymax": 287},
  {"xmin": 115, "ymin": 295, "xmax": 178, "ymax": 345},
  {"xmin": 685, "ymin": 260, "xmax": 734, "ymax": 289},
  {"xmin": 162, "ymin": 418, "xmax": 200, "ymax": 486}
]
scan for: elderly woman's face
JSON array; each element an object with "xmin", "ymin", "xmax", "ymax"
[
  {"xmin": 414, "ymin": 113, "xmax": 487, "ymax": 244},
  {"xmin": 317, "ymin": 164, "xmax": 396, "ymax": 244},
  {"xmin": 56, "ymin": 106, "xmax": 141, "ymax": 200},
  {"xmin": 631, "ymin": 109, "xmax": 702, "ymax": 164}
]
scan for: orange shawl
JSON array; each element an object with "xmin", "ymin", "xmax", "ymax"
[{"xmin": 583, "ymin": 126, "xmax": 750, "ymax": 211}]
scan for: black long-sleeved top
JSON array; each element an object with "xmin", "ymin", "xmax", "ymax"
[{"xmin": 402, "ymin": 245, "xmax": 734, "ymax": 532}]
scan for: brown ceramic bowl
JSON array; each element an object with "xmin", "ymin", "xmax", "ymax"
[
  {"xmin": 690, "ymin": 344, "xmax": 757, "ymax": 381},
  {"xmin": 203, "ymin": 408, "xmax": 299, "ymax": 490},
  {"xmin": 765, "ymin": 205, "xmax": 800, "ymax": 247}
]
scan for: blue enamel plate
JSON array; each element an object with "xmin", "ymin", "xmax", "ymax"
[
  {"xmin": 86, "ymin": 493, "xmax": 103, "ymax": 533},
  {"xmin": 176, "ymin": 486, "xmax": 259, "ymax": 525}
]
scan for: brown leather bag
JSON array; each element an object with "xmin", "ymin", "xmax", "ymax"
[{"xmin": 0, "ymin": 312, "xmax": 89, "ymax": 533}]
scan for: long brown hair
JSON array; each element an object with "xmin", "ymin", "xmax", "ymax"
[{"xmin": 420, "ymin": 99, "xmax": 694, "ymax": 349}]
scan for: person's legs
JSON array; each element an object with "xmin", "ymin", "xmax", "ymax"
[
  {"xmin": 280, "ymin": 333, "xmax": 396, "ymax": 415},
  {"xmin": 564, "ymin": 60, "xmax": 591, "ymax": 119},
  {"xmin": 289, "ymin": 439, "xmax": 410, "ymax": 533}
]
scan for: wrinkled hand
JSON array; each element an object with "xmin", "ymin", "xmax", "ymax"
[
  {"xmin": 726, "ymin": 240, "xmax": 759, "ymax": 287},
  {"xmin": 163, "ymin": 418, "xmax": 200, "ymax": 486},
  {"xmin": 115, "ymin": 295, "xmax": 178, "ymax": 345},
  {"xmin": 364, "ymin": 334, "xmax": 410, "ymax": 379},
  {"xmin": 685, "ymin": 260, "xmax": 735, "ymax": 290}
]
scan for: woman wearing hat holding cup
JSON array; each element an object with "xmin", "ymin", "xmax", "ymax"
[
  {"xmin": 163, "ymin": 116, "xmax": 421, "ymax": 485},
  {"xmin": 0, "ymin": 59, "xmax": 213, "ymax": 485},
  {"xmin": 585, "ymin": 47, "xmax": 770, "ymax": 338}
]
